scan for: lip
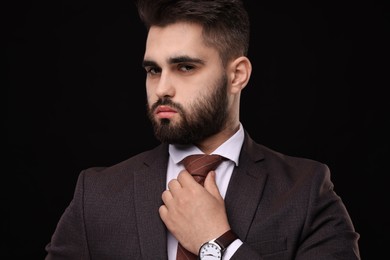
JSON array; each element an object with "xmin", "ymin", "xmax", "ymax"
[{"xmin": 155, "ymin": 105, "xmax": 178, "ymax": 119}]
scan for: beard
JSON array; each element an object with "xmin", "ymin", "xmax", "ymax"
[{"xmin": 147, "ymin": 74, "xmax": 229, "ymax": 144}]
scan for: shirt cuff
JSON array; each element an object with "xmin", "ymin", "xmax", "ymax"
[{"xmin": 222, "ymin": 239, "xmax": 243, "ymax": 259}]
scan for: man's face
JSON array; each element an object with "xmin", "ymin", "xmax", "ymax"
[{"xmin": 143, "ymin": 22, "xmax": 230, "ymax": 144}]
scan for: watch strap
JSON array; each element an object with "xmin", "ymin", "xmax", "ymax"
[{"xmin": 214, "ymin": 230, "xmax": 238, "ymax": 251}]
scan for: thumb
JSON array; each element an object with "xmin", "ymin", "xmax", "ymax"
[{"xmin": 204, "ymin": 171, "xmax": 223, "ymax": 200}]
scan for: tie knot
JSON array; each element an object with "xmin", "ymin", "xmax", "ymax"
[{"xmin": 182, "ymin": 154, "xmax": 224, "ymax": 185}]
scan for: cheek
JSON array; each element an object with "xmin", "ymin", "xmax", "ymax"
[
  {"xmin": 146, "ymin": 95, "xmax": 156, "ymax": 108},
  {"xmin": 146, "ymin": 85, "xmax": 156, "ymax": 101},
  {"xmin": 175, "ymin": 91, "xmax": 200, "ymax": 111}
]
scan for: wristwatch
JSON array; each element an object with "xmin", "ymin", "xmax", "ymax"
[{"xmin": 198, "ymin": 230, "xmax": 238, "ymax": 260}]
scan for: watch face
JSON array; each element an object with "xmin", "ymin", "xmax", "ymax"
[{"xmin": 199, "ymin": 242, "xmax": 222, "ymax": 260}]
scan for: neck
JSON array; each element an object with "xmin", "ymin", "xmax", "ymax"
[{"xmin": 195, "ymin": 123, "xmax": 240, "ymax": 154}]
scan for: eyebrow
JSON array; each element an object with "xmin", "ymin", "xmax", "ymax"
[{"xmin": 142, "ymin": 55, "xmax": 205, "ymax": 68}]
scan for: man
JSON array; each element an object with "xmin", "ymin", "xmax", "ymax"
[{"xmin": 45, "ymin": 0, "xmax": 360, "ymax": 259}]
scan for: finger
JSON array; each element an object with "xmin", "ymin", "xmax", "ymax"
[
  {"xmin": 158, "ymin": 204, "xmax": 169, "ymax": 223},
  {"xmin": 167, "ymin": 178, "xmax": 182, "ymax": 192},
  {"xmin": 177, "ymin": 170, "xmax": 199, "ymax": 187},
  {"xmin": 204, "ymin": 171, "xmax": 223, "ymax": 200},
  {"xmin": 161, "ymin": 189, "xmax": 173, "ymax": 204}
]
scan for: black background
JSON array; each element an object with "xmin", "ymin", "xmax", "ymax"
[{"xmin": 7, "ymin": 0, "xmax": 389, "ymax": 259}]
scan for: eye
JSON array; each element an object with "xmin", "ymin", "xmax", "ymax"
[
  {"xmin": 178, "ymin": 64, "xmax": 195, "ymax": 72},
  {"xmin": 145, "ymin": 66, "xmax": 161, "ymax": 75}
]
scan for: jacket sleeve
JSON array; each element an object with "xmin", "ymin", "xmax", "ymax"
[
  {"xmin": 45, "ymin": 170, "xmax": 90, "ymax": 260},
  {"xmin": 294, "ymin": 164, "xmax": 361, "ymax": 259},
  {"xmin": 230, "ymin": 163, "xmax": 360, "ymax": 259}
]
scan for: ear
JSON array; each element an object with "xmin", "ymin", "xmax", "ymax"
[{"xmin": 228, "ymin": 56, "xmax": 252, "ymax": 94}]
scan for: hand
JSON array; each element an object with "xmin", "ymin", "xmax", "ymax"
[{"xmin": 159, "ymin": 170, "xmax": 231, "ymax": 254}]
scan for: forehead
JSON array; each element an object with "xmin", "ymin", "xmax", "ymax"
[{"xmin": 144, "ymin": 22, "xmax": 219, "ymax": 62}]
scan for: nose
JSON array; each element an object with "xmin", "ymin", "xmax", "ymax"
[{"xmin": 155, "ymin": 71, "xmax": 175, "ymax": 98}]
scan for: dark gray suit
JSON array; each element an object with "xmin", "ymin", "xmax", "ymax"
[{"xmin": 45, "ymin": 131, "xmax": 360, "ymax": 259}]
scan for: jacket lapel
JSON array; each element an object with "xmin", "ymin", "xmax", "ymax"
[
  {"xmin": 224, "ymin": 132, "xmax": 268, "ymax": 240},
  {"xmin": 133, "ymin": 144, "xmax": 169, "ymax": 259}
]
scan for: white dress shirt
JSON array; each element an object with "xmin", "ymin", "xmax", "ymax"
[{"xmin": 166, "ymin": 123, "xmax": 245, "ymax": 259}]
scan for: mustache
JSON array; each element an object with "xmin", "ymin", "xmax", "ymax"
[{"xmin": 151, "ymin": 97, "xmax": 184, "ymax": 113}]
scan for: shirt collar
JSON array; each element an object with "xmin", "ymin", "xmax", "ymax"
[{"xmin": 169, "ymin": 123, "xmax": 244, "ymax": 166}]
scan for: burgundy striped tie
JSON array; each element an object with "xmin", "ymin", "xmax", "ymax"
[{"xmin": 176, "ymin": 154, "xmax": 224, "ymax": 260}]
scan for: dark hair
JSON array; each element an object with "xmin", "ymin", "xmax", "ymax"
[{"xmin": 136, "ymin": 0, "xmax": 250, "ymax": 64}]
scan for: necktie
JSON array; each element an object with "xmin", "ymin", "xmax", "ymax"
[{"xmin": 176, "ymin": 154, "xmax": 225, "ymax": 260}]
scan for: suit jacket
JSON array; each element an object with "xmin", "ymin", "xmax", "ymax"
[{"xmin": 45, "ymin": 131, "xmax": 360, "ymax": 259}]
